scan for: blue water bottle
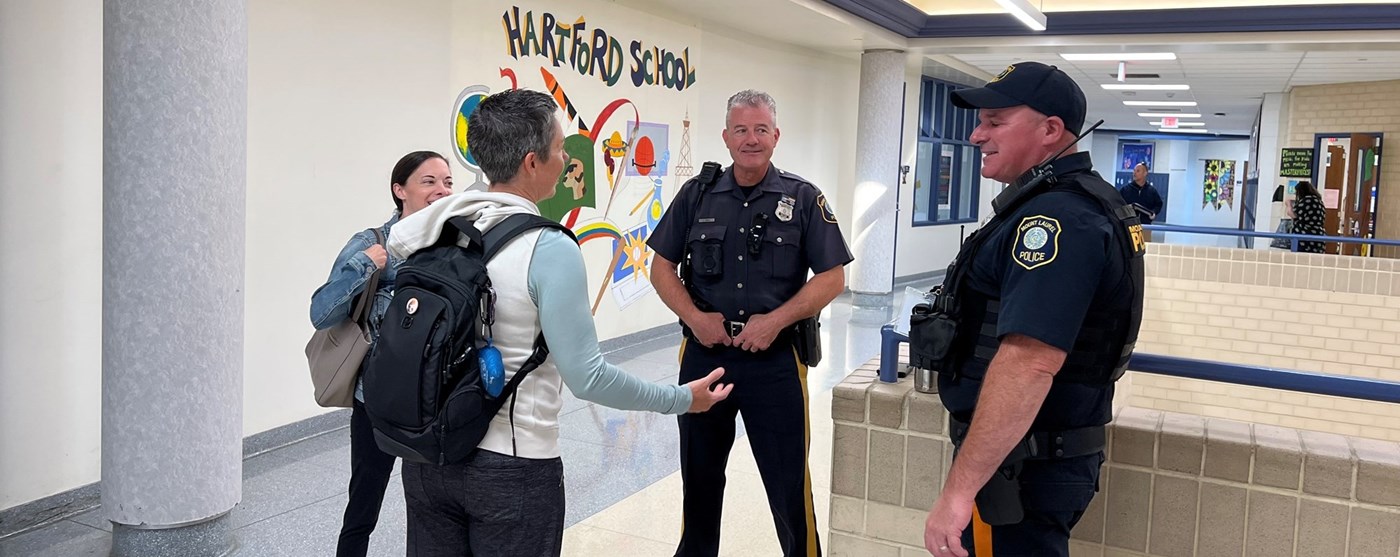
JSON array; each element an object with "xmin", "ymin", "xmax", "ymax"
[{"xmin": 479, "ymin": 337, "xmax": 505, "ymax": 398}]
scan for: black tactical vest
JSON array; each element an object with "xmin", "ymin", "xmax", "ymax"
[{"xmin": 910, "ymin": 156, "xmax": 1145, "ymax": 386}]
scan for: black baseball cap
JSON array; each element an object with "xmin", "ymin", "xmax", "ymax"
[{"xmin": 950, "ymin": 62, "xmax": 1087, "ymax": 134}]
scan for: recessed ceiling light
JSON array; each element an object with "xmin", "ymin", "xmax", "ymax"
[
  {"xmin": 1124, "ymin": 101, "xmax": 1198, "ymax": 107},
  {"xmin": 1149, "ymin": 121, "xmax": 1206, "ymax": 127},
  {"xmin": 1103, "ymin": 84, "xmax": 1190, "ymax": 91},
  {"xmin": 1061, "ymin": 53, "xmax": 1177, "ymax": 61},
  {"xmin": 993, "ymin": 0, "xmax": 1047, "ymax": 31},
  {"xmin": 1157, "ymin": 128, "xmax": 1210, "ymax": 134},
  {"xmin": 1138, "ymin": 112, "xmax": 1202, "ymax": 118}
]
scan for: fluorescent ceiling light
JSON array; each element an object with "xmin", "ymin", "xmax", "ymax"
[
  {"xmin": 1150, "ymin": 121, "xmax": 1206, "ymax": 127},
  {"xmin": 1103, "ymin": 84, "xmax": 1190, "ymax": 91},
  {"xmin": 1138, "ymin": 112, "xmax": 1202, "ymax": 118},
  {"xmin": 1157, "ymin": 128, "xmax": 1209, "ymax": 134},
  {"xmin": 1124, "ymin": 101, "xmax": 1198, "ymax": 107},
  {"xmin": 993, "ymin": 0, "xmax": 1047, "ymax": 31},
  {"xmin": 1061, "ymin": 53, "xmax": 1177, "ymax": 61}
]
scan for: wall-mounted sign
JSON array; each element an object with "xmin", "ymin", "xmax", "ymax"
[
  {"xmin": 1280, "ymin": 148, "xmax": 1314, "ymax": 178},
  {"xmin": 501, "ymin": 5, "xmax": 697, "ymax": 91}
]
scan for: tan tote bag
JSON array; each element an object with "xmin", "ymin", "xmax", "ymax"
[{"xmin": 305, "ymin": 228, "xmax": 384, "ymax": 407}]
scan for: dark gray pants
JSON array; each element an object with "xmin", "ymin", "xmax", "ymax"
[{"xmin": 402, "ymin": 450, "xmax": 565, "ymax": 557}]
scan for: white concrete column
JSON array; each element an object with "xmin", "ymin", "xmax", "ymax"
[
  {"xmin": 1254, "ymin": 92, "xmax": 1291, "ymax": 247},
  {"xmin": 849, "ymin": 49, "xmax": 906, "ymax": 305},
  {"xmin": 103, "ymin": 0, "xmax": 247, "ymax": 554}
]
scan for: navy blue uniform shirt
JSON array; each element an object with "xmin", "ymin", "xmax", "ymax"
[
  {"xmin": 939, "ymin": 153, "xmax": 1123, "ymax": 431},
  {"xmin": 648, "ymin": 164, "xmax": 854, "ymax": 322},
  {"xmin": 1118, "ymin": 181, "xmax": 1163, "ymax": 224}
]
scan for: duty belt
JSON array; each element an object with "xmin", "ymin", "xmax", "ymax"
[{"xmin": 949, "ymin": 416, "xmax": 1105, "ymax": 460}]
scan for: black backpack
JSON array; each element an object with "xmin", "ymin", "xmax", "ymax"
[{"xmin": 362, "ymin": 213, "xmax": 575, "ymax": 465}]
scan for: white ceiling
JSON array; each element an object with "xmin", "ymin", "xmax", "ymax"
[
  {"xmin": 620, "ymin": 0, "xmax": 1400, "ymax": 135},
  {"xmin": 949, "ymin": 49, "xmax": 1400, "ymax": 135}
]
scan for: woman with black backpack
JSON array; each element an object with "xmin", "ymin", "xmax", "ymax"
[
  {"xmin": 309, "ymin": 151, "xmax": 453, "ymax": 557},
  {"xmin": 382, "ymin": 89, "xmax": 732, "ymax": 557}
]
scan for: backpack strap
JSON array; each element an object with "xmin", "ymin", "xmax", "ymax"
[
  {"xmin": 443, "ymin": 215, "xmax": 485, "ymax": 248},
  {"xmin": 495, "ymin": 333, "xmax": 551, "ymax": 400},
  {"xmin": 478, "ymin": 215, "xmax": 574, "ymax": 405},
  {"xmin": 481, "ymin": 213, "xmax": 578, "ymax": 261},
  {"xmin": 350, "ymin": 227, "xmax": 386, "ymax": 328}
]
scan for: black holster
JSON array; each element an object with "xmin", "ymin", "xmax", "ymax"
[
  {"xmin": 908, "ymin": 300, "xmax": 959, "ymax": 374},
  {"xmin": 976, "ymin": 462, "xmax": 1026, "ymax": 526},
  {"xmin": 794, "ymin": 316, "xmax": 822, "ymax": 367},
  {"xmin": 950, "ymin": 416, "xmax": 1107, "ymax": 526}
]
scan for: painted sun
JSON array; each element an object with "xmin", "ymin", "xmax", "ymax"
[{"xmin": 621, "ymin": 232, "xmax": 651, "ymax": 282}]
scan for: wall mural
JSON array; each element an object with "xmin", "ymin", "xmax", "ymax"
[
  {"xmin": 452, "ymin": 3, "xmax": 700, "ymax": 314},
  {"xmin": 1203, "ymin": 159, "xmax": 1236, "ymax": 211}
]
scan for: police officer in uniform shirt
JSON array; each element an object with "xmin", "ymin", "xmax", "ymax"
[
  {"xmin": 909, "ymin": 62, "xmax": 1146, "ymax": 556},
  {"xmin": 648, "ymin": 89, "xmax": 853, "ymax": 557}
]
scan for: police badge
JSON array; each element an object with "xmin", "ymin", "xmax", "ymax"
[
  {"xmin": 776, "ymin": 195, "xmax": 796, "ymax": 222},
  {"xmin": 1013, "ymin": 215, "xmax": 1060, "ymax": 270}
]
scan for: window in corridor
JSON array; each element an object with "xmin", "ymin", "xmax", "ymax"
[{"xmin": 912, "ymin": 78, "xmax": 981, "ymax": 226}]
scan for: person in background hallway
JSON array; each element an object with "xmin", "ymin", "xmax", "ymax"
[
  {"xmin": 310, "ymin": 151, "xmax": 453, "ymax": 557},
  {"xmin": 1118, "ymin": 162, "xmax": 1163, "ymax": 226},
  {"xmin": 648, "ymin": 89, "xmax": 854, "ymax": 557},
  {"xmin": 913, "ymin": 62, "xmax": 1145, "ymax": 556},
  {"xmin": 1291, "ymin": 180, "xmax": 1326, "ymax": 253},
  {"xmin": 388, "ymin": 88, "xmax": 732, "ymax": 557}
]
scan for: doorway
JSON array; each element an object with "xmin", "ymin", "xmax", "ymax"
[{"xmin": 1312, "ymin": 133, "xmax": 1384, "ymax": 256}]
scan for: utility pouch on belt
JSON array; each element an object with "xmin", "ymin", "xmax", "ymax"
[
  {"xmin": 908, "ymin": 285, "xmax": 959, "ymax": 373},
  {"xmin": 794, "ymin": 316, "xmax": 822, "ymax": 367},
  {"xmin": 976, "ymin": 463, "xmax": 1026, "ymax": 526}
]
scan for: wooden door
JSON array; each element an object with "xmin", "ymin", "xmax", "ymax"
[
  {"xmin": 1323, "ymin": 145, "xmax": 1346, "ymax": 254},
  {"xmin": 1341, "ymin": 133, "xmax": 1379, "ymax": 256}
]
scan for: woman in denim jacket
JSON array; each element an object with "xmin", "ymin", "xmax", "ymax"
[{"xmin": 310, "ymin": 151, "xmax": 453, "ymax": 557}]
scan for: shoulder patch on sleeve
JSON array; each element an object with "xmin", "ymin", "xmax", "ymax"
[
  {"xmin": 1012, "ymin": 215, "xmax": 1060, "ymax": 270},
  {"xmin": 817, "ymin": 194, "xmax": 838, "ymax": 224}
]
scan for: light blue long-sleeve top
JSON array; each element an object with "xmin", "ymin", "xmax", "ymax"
[{"xmin": 528, "ymin": 230, "xmax": 693, "ymax": 414}]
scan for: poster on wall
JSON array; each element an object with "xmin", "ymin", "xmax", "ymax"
[
  {"xmin": 1203, "ymin": 159, "xmax": 1236, "ymax": 210},
  {"xmin": 1279, "ymin": 148, "xmax": 1314, "ymax": 178},
  {"xmin": 1120, "ymin": 142, "xmax": 1154, "ymax": 172},
  {"xmin": 449, "ymin": 3, "xmax": 701, "ymax": 315}
]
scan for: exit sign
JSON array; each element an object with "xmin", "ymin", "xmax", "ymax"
[{"xmin": 1161, "ymin": 117, "xmax": 1179, "ymax": 128}]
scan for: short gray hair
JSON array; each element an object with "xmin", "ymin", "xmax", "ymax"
[
  {"xmin": 467, "ymin": 89, "xmax": 558, "ymax": 184},
  {"xmin": 725, "ymin": 89, "xmax": 777, "ymax": 126}
]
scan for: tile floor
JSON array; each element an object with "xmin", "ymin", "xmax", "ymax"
[{"xmin": 0, "ymin": 286, "xmax": 928, "ymax": 556}]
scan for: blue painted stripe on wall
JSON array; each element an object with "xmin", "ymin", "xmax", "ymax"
[{"xmin": 820, "ymin": 1, "xmax": 1400, "ymax": 38}]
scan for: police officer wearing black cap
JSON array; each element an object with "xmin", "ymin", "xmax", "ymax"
[
  {"xmin": 649, "ymin": 89, "xmax": 854, "ymax": 557},
  {"xmin": 910, "ymin": 62, "xmax": 1146, "ymax": 556}
]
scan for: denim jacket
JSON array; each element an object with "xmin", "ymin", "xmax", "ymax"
[{"xmin": 310, "ymin": 213, "xmax": 403, "ymax": 362}]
